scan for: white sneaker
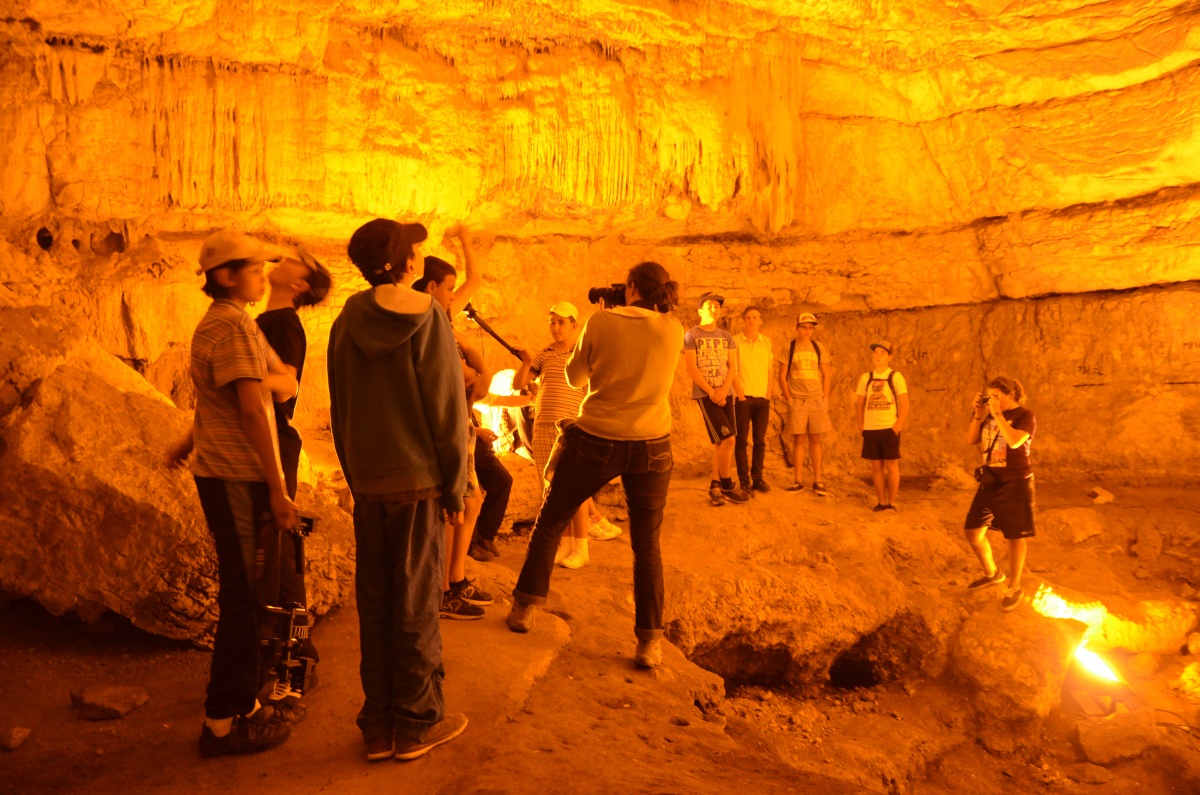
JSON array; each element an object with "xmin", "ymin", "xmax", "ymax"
[
  {"xmin": 588, "ymin": 516, "xmax": 623, "ymax": 541},
  {"xmin": 554, "ymin": 540, "xmax": 573, "ymax": 565},
  {"xmin": 559, "ymin": 549, "xmax": 589, "ymax": 569}
]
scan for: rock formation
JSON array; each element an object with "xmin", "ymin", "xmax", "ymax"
[{"xmin": 0, "ymin": 310, "xmax": 355, "ymax": 644}]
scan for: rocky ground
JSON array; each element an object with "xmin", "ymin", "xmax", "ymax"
[{"xmin": 2, "ymin": 470, "xmax": 1200, "ymax": 794}]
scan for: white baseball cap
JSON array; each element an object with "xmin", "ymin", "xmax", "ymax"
[
  {"xmin": 548, "ymin": 301, "xmax": 579, "ymax": 321},
  {"xmin": 197, "ymin": 230, "xmax": 283, "ymax": 275}
]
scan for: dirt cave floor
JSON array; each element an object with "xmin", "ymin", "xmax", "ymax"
[{"xmin": 2, "ymin": 473, "xmax": 1200, "ymax": 794}]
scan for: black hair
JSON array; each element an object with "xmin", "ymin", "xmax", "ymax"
[
  {"xmin": 413, "ymin": 256, "xmax": 457, "ymax": 294},
  {"xmin": 294, "ymin": 265, "xmax": 332, "ymax": 309},
  {"xmin": 988, "ymin": 376, "xmax": 1027, "ymax": 405},
  {"xmin": 347, "ymin": 219, "xmax": 428, "ymax": 287},
  {"xmin": 742, "ymin": 305, "xmax": 762, "ymax": 318},
  {"xmin": 201, "ymin": 258, "xmax": 254, "ymax": 299},
  {"xmin": 626, "ymin": 261, "xmax": 679, "ymax": 313}
]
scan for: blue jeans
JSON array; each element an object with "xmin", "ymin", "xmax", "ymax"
[
  {"xmin": 352, "ymin": 498, "xmax": 445, "ymax": 742},
  {"xmin": 514, "ymin": 425, "xmax": 673, "ymax": 640}
]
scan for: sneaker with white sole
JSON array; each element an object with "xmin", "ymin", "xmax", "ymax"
[
  {"xmin": 1001, "ymin": 586, "xmax": 1024, "ymax": 611},
  {"xmin": 394, "ymin": 713, "xmax": 468, "ymax": 761},
  {"xmin": 588, "ymin": 516, "xmax": 623, "ymax": 541},
  {"xmin": 439, "ymin": 592, "xmax": 485, "ymax": 620},
  {"xmin": 967, "ymin": 570, "xmax": 1007, "ymax": 590},
  {"xmin": 559, "ymin": 549, "xmax": 589, "ymax": 569},
  {"xmin": 453, "ymin": 578, "xmax": 493, "ymax": 606}
]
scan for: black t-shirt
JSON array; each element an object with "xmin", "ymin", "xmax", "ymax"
[
  {"xmin": 981, "ymin": 406, "xmax": 1036, "ymax": 481},
  {"xmin": 256, "ymin": 308, "xmax": 306, "ymax": 462}
]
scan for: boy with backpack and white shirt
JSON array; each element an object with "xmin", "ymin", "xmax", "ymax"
[{"xmin": 854, "ymin": 341, "xmax": 909, "ymax": 511}]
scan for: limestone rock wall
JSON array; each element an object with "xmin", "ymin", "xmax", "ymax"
[{"xmin": 2, "ymin": 1, "xmax": 1199, "ymax": 484}]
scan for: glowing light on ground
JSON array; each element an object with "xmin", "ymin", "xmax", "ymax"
[
  {"xmin": 1030, "ymin": 583, "xmax": 1121, "ymax": 683},
  {"xmin": 1074, "ymin": 645, "xmax": 1121, "ymax": 683}
]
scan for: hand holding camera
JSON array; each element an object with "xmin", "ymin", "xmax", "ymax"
[{"xmin": 973, "ymin": 392, "xmax": 991, "ymax": 420}]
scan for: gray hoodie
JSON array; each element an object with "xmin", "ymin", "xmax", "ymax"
[{"xmin": 327, "ymin": 288, "xmax": 469, "ymax": 511}]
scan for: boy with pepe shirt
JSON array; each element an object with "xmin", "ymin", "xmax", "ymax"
[
  {"xmin": 684, "ymin": 293, "xmax": 751, "ymax": 506},
  {"xmin": 854, "ymin": 341, "xmax": 909, "ymax": 511}
]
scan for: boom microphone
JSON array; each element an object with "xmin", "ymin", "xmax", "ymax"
[{"xmin": 463, "ymin": 303, "xmax": 522, "ymax": 360}]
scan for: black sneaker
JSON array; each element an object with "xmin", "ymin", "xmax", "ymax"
[
  {"xmin": 269, "ymin": 700, "xmax": 307, "ymax": 724},
  {"xmin": 967, "ymin": 570, "xmax": 1007, "ymax": 590},
  {"xmin": 394, "ymin": 713, "xmax": 468, "ymax": 761},
  {"xmin": 708, "ymin": 484, "xmax": 726, "ymax": 506},
  {"xmin": 752, "ymin": 480, "xmax": 771, "ymax": 493},
  {"xmin": 1001, "ymin": 587, "xmax": 1024, "ymax": 612},
  {"xmin": 198, "ymin": 707, "xmax": 292, "ymax": 757},
  {"xmin": 440, "ymin": 592, "xmax": 485, "ymax": 620},
  {"xmin": 453, "ymin": 578, "xmax": 494, "ymax": 606},
  {"xmin": 476, "ymin": 537, "xmax": 500, "ymax": 557},
  {"xmin": 872, "ymin": 504, "xmax": 888, "ymax": 512},
  {"xmin": 722, "ymin": 485, "xmax": 752, "ymax": 503},
  {"xmin": 813, "ymin": 482, "xmax": 828, "ymax": 497},
  {"xmin": 786, "ymin": 482, "xmax": 804, "ymax": 492},
  {"xmin": 467, "ymin": 544, "xmax": 495, "ymax": 562},
  {"xmin": 885, "ymin": 504, "xmax": 898, "ymax": 512}
]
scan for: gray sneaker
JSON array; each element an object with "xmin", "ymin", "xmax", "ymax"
[
  {"xmin": 967, "ymin": 570, "xmax": 1007, "ymax": 590},
  {"xmin": 394, "ymin": 713, "xmax": 468, "ymax": 761},
  {"xmin": 439, "ymin": 592, "xmax": 485, "ymax": 620},
  {"xmin": 722, "ymin": 485, "xmax": 752, "ymax": 503},
  {"xmin": 708, "ymin": 484, "xmax": 726, "ymax": 506}
]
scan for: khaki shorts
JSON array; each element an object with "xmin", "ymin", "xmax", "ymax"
[{"xmin": 787, "ymin": 396, "xmax": 831, "ymax": 435}]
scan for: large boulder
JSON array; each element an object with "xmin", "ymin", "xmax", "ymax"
[
  {"xmin": 951, "ymin": 600, "xmax": 1086, "ymax": 752},
  {"xmin": 0, "ymin": 345, "xmax": 355, "ymax": 645},
  {"xmin": 0, "ymin": 306, "xmax": 87, "ymax": 420},
  {"xmin": 664, "ymin": 503, "xmax": 911, "ymax": 689}
]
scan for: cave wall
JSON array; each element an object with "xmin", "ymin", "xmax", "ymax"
[{"xmin": 2, "ymin": 2, "xmax": 1199, "ymax": 483}]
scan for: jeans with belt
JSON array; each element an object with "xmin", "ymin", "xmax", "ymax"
[{"xmin": 513, "ymin": 424, "xmax": 674, "ymax": 640}]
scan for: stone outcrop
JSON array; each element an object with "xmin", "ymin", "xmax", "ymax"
[
  {"xmin": 0, "ymin": 341, "xmax": 355, "ymax": 645},
  {"xmin": 70, "ymin": 686, "xmax": 149, "ymax": 721},
  {"xmin": 950, "ymin": 602, "xmax": 1086, "ymax": 753}
]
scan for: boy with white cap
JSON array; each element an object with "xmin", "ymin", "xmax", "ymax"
[
  {"xmin": 167, "ymin": 229, "xmax": 301, "ymax": 756},
  {"xmin": 780, "ymin": 312, "xmax": 832, "ymax": 496},
  {"xmin": 854, "ymin": 340, "xmax": 909, "ymax": 511}
]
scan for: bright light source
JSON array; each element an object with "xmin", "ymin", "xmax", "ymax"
[
  {"xmin": 1075, "ymin": 645, "xmax": 1121, "ymax": 683},
  {"xmin": 474, "ymin": 369, "xmax": 518, "ymax": 454}
]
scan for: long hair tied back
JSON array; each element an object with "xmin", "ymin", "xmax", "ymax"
[
  {"xmin": 627, "ymin": 261, "xmax": 679, "ymax": 312},
  {"xmin": 988, "ymin": 376, "xmax": 1026, "ymax": 405}
]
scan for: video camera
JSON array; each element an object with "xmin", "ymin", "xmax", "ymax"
[
  {"xmin": 256, "ymin": 512, "xmax": 319, "ymax": 704},
  {"xmin": 588, "ymin": 283, "xmax": 626, "ymax": 307}
]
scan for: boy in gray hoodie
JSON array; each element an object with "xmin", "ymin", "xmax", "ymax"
[{"xmin": 328, "ymin": 219, "xmax": 470, "ymax": 762}]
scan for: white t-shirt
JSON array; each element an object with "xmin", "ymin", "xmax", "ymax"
[{"xmin": 855, "ymin": 369, "xmax": 908, "ymax": 431}]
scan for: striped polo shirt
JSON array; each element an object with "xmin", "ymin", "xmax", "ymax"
[
  {"xmin": 531, "ymin": 345, "xmax": 584, "ymax": 425},
  {"xmin": 190, "ymin": 299, "xmax": 282, "ymax": 481}
]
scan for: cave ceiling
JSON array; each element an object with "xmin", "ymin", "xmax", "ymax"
[{"xmin": 1, "ymin": 0, "xmax": 1198, "ymax": 301}]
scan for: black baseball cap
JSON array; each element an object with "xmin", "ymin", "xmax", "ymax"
[{"xmin": 699, "ymin": 292, "xmax": 725, "ymax": 307}]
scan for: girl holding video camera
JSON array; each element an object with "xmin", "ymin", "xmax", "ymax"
[
  {"xmin": 505, "ymin": 262, "xmax": 684, "ymax": 669},
  {"xmin": 963, "ymin": 376, "xmax": 1037, "ymax": 612}
]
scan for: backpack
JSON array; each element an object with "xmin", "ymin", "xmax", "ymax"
[
  {"xmin": 865, "ymin": 370, "xmax": 900, "ymax": 406},
  {"xmin": 786, "ymin": 339, "xmax": 822, "ymax": 381}
]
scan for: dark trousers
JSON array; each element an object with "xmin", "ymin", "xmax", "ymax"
[
  {"xmin": 735, "ymin": 396, "xmax": 770, "ymax": 487},
  {"xmin": 276, "ymin": 443, "xmax": 316, "ymax": 662},
  {"xmin": 352, "ymin": 497, "xmax": 445, "ymax": 742},
  {"xmin": 473, "ymin": 437, "xmax": 512, "ymax": 542},
  {"xmin": 514, "ymin": 426, "xmax": 673, "ymax": 640},
  {"xmin": 194, "ymin": 477, "xmax": 269, "ymax": 720}
]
